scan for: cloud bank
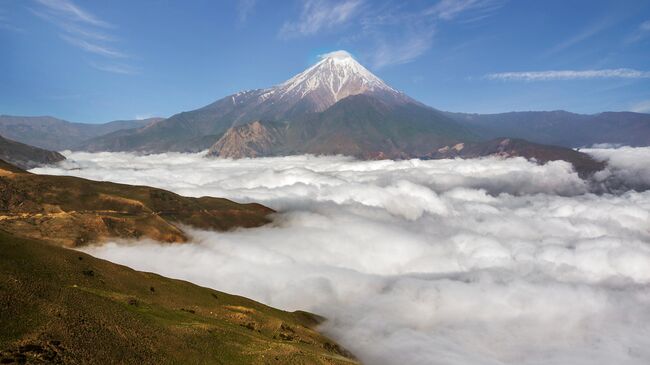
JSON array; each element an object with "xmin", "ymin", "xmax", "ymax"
[{"xmin": 33, "ymin": 149, "xmax": 650, "ymax": 365}]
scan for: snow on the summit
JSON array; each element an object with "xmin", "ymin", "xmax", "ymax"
[{"xmin": 256, "ymin": 50, "xmax": 402, "ymax": 111}]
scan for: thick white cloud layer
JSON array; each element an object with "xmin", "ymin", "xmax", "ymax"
[
  {"xmin": 33, "ymin": 149, "xmax": 650, "ymax": 365},
  {"xmin": 586, "ymin": 147, "xmax": 650, "ymax": 192}
]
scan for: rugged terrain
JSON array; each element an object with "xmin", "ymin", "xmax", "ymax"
[
  {"xmin": 0, "ymin": 135, "xmax": 66, "ymax": 169},
  {"xmin": 0, "ymin": 160, "xmax": 272, "ymax": 247},
  {"xmin": 74, "ymin": 50, "xmax": 648, "ymax": 163},
  {"xmin": 0, "ymin": 230, "xmax": 357, "ymax": 364},
  {"xmin": 0, "ymin": 115, "xmax": 162, "ymax": 151},
  {"xmin": 78, "ymin": 51, "xmax": 474, "ymax": 154},
  {"xmin": 208, "ymin": 94, "xmax": 474, "ymax": 159},
  {"xmin": 430, "ymin": 138, "xmax": 606, "ymax": 177}
]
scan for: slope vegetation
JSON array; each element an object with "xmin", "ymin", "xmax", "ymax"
[
  {"xmin": 0, "ymin": 230, "xmax": 357, "ymax": 364},
  {"xmin": 0, "ymin": 161, "xmax": 272, "ymax": 247}
]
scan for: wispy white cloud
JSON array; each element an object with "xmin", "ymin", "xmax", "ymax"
[
  {"xmin": 279, "ymin": 0, "xmax": 504, "ymax": 69},
  {"xmin": 485, "ymin": 68, "xmax": 650, "ymax": 81},
  {"xmin": 544, "ymin": 19, "xmax": 615, "ymax": 56},
  {"xmin": 279, "ymin": 0, "xmax": 363, "ymax": 38},
  {"xmin": 32, "ymin": 0, "xmax": 136, "ymax": 74},
  {"xmin": 370, "ymin": 29, "xmax": 436, "ymax": 69},
  {"xmin": 625, "ymin": 20, "xmax": 650, "ymax": 44},
  {"xmin": 630, "ymin": 99, "xmax": 650, "ymax": 113},
  {"xmin": 35, "ymin": 0, "xmax": 111, "ymax": 27},
  {"xmin": 237, "ymin": 0, "xmax": 257, "ymax": 22},
  {"xmin": 425, "ymin": 0, "xmax": 504, "ymax": 21},
  {"xmin": 61, "ymin": 34, "xmax": 126, "ymax": 58},
  {"xmin": 366, "ymin": 0, "xmax": 503, "ymax": 69},
  {"xmin": 90, "ymin": 62, "xmax": 138, "ymax": 75}
]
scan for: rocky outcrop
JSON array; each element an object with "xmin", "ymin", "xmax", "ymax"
[{"xmin": 207, "ymin": 121, "xmax": 286, "ymax": 159}]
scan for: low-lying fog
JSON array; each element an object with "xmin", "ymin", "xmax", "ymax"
[{"xmin": 34, "ymin": 147, "xmax": 650, "ymax": 365}]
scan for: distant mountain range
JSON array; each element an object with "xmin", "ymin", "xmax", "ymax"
[
  {"xmin": 2, "ymin": 50, "xmax": 648, "ymax": 168},
  {"xmin": 0, "ymin": 115, "xmax": 162, "ymax": 151},
  {"xmin": 446, "ymin": 110, "xmax": 650, "ymax": 148}
]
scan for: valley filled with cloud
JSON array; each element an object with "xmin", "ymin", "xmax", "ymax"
[{"xmin": 33, "ymin": 148, "xmax": 650, "ymax": 365}]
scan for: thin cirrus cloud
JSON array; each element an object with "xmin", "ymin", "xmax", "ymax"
[
  {"xmin": 31, "ymin": 0, "xmax": 135, "ymax": 74},
  {"xmin": 89, "ymin": 62, "xmax": 138, "ymax": 75},
  {"xmin": 626, "ymin": 19, "xmax": 650, "ymax": 44},
  {"xmin": 278, "ymin": 0, "xmax": 504, "ymax": 69},
  {"xmin": 544, "ymin": 19, "xmax": 614, "ymax": 57},
  {"xmin": 278, "ymin": 0, "xmax": 364, "ymax": 38},
  {"xmin": 35, "ymin": 0, "xmax": 111, "ymax": 27},
  {"xmin": 485, "ymin": 68, "xmax": 650, "ymax": 81},
  {"xmin": 425, "ymin": 0, "xmax": 504, "ymax": 21}
]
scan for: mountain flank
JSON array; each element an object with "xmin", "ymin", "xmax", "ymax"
[
  {"xmin": 0, "ymin": 230, "xmax": 358, "ymax": 364},
  {"xmin": 0, "ymin": 135, "xmax": 65, "ymax": 169},
  {"xmin": 73, "ymin": 50, "xmax": 648, "ymax": 164},
  {"xmin": 0, "ymin": 160, "xmax": 272, "ymax": 247}
]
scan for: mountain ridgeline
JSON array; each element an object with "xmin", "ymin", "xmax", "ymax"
[
  {"xmin": 73, "ymin": 51, "xmax": 472, "ymax": 157},
  {"xmin": 3, "ymin": 50, "xmax": 649, "ymax": 169},
  {"xmin": 0, "ymin": 115, "xmax": 162, "ymax": 151}
]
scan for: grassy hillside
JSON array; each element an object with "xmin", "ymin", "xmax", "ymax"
[
  {"xmin": 0, "ymin": 160, "xmax": 272, "ymax": 247},
  {"xmin": 0, "ymin": 230, "xmax": 357, "ymax": 364}
]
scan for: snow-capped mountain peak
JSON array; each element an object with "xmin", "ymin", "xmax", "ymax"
[{"xmin": 259, "ymin": 50, "xmax": 405, "ymax": 112}]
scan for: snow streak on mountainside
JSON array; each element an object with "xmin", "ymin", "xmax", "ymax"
[{"xmin": 258, "ymin": 50, "xmax": 408, "ymax": 112}]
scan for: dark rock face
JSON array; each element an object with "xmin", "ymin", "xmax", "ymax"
[
  {"xmin": 207, "ymin": 120, "xmax": 287, "ymax": 158},
  {"xmin": 0, "ymin": 135, "xmax": 66, "ymax": 169}
]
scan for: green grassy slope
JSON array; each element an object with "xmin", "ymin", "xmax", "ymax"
[{"xmin": 0, "ymin": 230, "xmax": 358, "ymax": 364}]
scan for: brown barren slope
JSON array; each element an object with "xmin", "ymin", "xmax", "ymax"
[{"xmin": 0, "ymin": 160, "xmax": 273, "ymax": 247}]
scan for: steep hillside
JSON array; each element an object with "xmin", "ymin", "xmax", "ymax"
[
  {"xmin": 0, "ymin": 160, "xmax": 272, "ymax": 247},
  {"xmin": 0, "ymin": 230, "xmax": 357, "ymax": 364},
  {"xmin": 0, "ymin": 135, "xmax": 65, "ymax": 169},
  {"xmin": 207, "ymin": 94, "xmax": 475, "ymax": 159}
]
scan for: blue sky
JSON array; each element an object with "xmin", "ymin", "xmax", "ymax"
[{"xmin": 1, "ymin": 0, "xmax": 649, "ymax": 123}]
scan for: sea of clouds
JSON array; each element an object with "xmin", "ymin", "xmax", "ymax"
[{"xmin": 33, "ymin": 147, "xmax": 650, "ymax": 365}]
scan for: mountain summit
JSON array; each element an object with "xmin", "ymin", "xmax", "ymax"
[
  {"xmin": 263, "ymin": 50, "xmax": 408, "ymax": 112},
  {"xmin": 79, "ymin": 50, "xmax": 425, "ymax": 153}
]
